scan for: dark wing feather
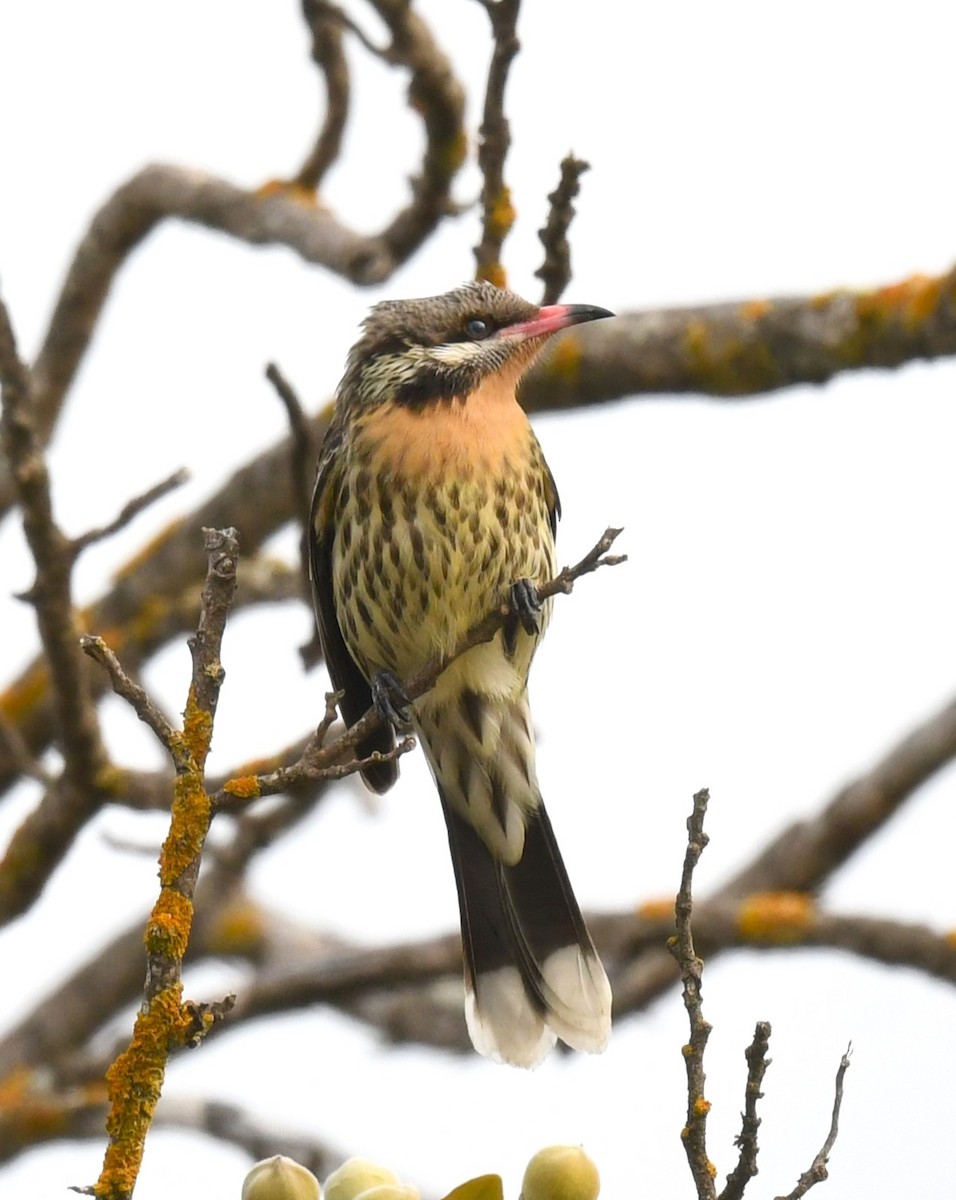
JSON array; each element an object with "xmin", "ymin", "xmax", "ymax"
[{"xmin": 309, "ymin": 434, "xmax": 398, "ymax": 793}]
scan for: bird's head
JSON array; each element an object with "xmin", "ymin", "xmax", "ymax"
[{"xmin": 340, "ymin": 280, "xmax": 613, "ymax": 410}]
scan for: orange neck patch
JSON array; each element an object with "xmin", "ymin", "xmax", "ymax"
[{"xmin": 356, "ymin": 363, "xmax": 533, "ymax": 482}]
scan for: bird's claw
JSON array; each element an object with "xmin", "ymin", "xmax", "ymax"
[
  {"xmin": 371, "ymin": 669, "xmax": 412, "ymax": 730},
  {"xmin": 504, "ymin": 578, "xmax": 541, "ymax": 656}
]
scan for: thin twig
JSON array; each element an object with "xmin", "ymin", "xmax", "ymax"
[
  {"xmin": 235, "ymin": 526, "xmax": 626, "ymax": 799},
  {"xmin": 265, "ymin": 362, "xmax": 315, "ymax": 605},
  {"xmin": 536, "ymin": 154, "xmax": 591, "ymax": 305},
  {"xmin": 70, "ymin": 468, "xmax": 189, "ymax": 559},
  {"xmin": 670, "ymin": 788, "xmax": 717, "ymax": 1200},
  {"xmin": 777, "ymin": 1047, "xmax": 852, "ymax": 1200},
  {"xmin": 79, "ymin": 635, "xmax": 178, "ymax": 752},
  {"xmin": 720, "ymin": 1021, "xmax": 772, "ymax": 1200},
  {"xmin": 473, "ymin": 0, "xmax": 521, "ymax": 285}
]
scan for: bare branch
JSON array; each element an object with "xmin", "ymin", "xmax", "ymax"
[
  {"xmin": 369, "ymin": 0, "xmax": 467, "ymax": 263},
  {"xmin": 265, "ymin": 361, "xmax": 317, "ymax": 608},
  {"xmin": 294, "ymin": 0, "xmax": 351, "ymax": 190},
  {"xmin": 473, "ymin": 0, "xmax": 521, "ymax": 285},
  {"xmin": 70, "ymin": 468, "xmax": 189, "ymax": 559},
  {"xmin": 0, "ymin": 410, "xmax": 329, "ymax": 801},
  {"xmin": 720, "ymin": 1021, "xmax": 772, "ymax": 1200},
  {"xmin": 608, "ymin": 687, "xmax": 956, "ymax": 1015},
  {"xmin": 0, "ymin": 291, "xmax": 109, "ymax": 923},
  {"xmin": 536, "ymin": 154, "xmax": 591, "ymax": 305},
  {"xmin": 669, "ymin": 788, "xmax": 717, "ymax": 1200},
  {"xmin": 776, "ymin": 1047, "xmax": 852, "ymax": 1200},
  {"xmin": 525, "ymin": 267, "xmax": 956, "ymax": 411},
  {"xmin": 79, "ymin": 635, "xmax": 177, "ymax": 751}
]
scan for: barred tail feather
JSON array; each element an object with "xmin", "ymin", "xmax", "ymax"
[{"xmin": 440, "ymin": 791, "xmax": 611, "ymax": 1068}]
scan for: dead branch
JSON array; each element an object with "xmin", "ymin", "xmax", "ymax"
[
  {"xmin": 669, "ymin": 788, "xmax": 717, "ymax": 1200},
  {"xmin": 294, "ymin": 0, "xmax": 351, "ymax": 191},
  {"xmin": 776, "ymin": 1048, "xmax": 852, "ymax": 1200},
  {"xmin": 83, "ymin": 528, "xmax": 239, "ymax": 1200},
  {"xmin": 536, "ymin": 154, "xmax": 591, "ymax": 305},
  {"xmin": 473, "ymin": 0, "xmax": 521, "ymax": 285}
]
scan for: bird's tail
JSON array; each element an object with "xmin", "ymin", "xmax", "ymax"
[{"xmin": 439, "ymin": 790, "xmax": 612, "ymax": 1068}]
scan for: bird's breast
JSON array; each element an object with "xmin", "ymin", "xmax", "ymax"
[{"xmin": 332, "ymin": 388, "xmax": 556, "ymax": 682}]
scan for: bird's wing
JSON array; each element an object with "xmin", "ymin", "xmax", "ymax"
[
  {"xmin": 309, "ymin": 430, "xmax": 398, "ymax": 792},
  {"xmin": 545, "ymin": 460, "xmax": 561, "ymax": 538}
]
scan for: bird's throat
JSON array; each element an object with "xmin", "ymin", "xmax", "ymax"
[{"xmin": 356, "ymin": 368, "xmax": 533, "ymax": 483}]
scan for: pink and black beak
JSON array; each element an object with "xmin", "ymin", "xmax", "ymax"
[{"xmin": 503, "ymin": 302, "xmax": 614, "ymax": 341}]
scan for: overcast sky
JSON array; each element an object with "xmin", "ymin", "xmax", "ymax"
[{"xmin": 1, "ymin": 3, "xmax": 955, "ymax": 1198}]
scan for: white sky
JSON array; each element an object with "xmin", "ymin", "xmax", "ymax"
[{"xmin": 1, "ymin": 2, "xmax": 955, "ymax": 1198}]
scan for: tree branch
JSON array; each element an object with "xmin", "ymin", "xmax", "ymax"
[
  {"xmin": 473, "ymin": 0, "xmax": 521, "ymax": 286},
  {"xmin": 535, "ymin": 154, "xmax": 590, "ymax": 305}
]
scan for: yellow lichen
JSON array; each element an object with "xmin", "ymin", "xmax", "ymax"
[
  {"xmin": 683, "ymin": 316, "xmax": 781, "ymax": 394},
  {"xmin": 477, "ymin": 262, "xmax": 508, "ymax": 289},
  {"xmin": 0, "ymin": 662, "xmax": 49, "ymax": 723},
  {"xmin": 97, "ymin": 986, "xmax": 186, "ymax": 1198},
  {"xmin": 208, "ymin": 897, "xmax": 268, "ymax": 956},
  {"xmin": 255, "ymin": 179, "xmax": 321, "ymax": 205},
  {"xmin": 487, "ymin": 186, "xmax": 516, "ymax": 240},
  {"xmin": 222, "ymin": 774, "xmax": 261, "ymax": 799},
  {"xmin": 636, "ymin": 897, "xmax": 673, "ymax": 921},
  {"xmin": 739, "ymin": 298, "xmax": 772, "ymax": 322},
  {"xmin": 546, "ymin": 332, "xmax": 584, "ymax": 382},
  {"xmin": 856, "ymin": 272, "xmax": 941, "ymax": 332},
  {"xmin": 145, "ymin": 891, "xmax": 193, "ymax": 961},
  {"xmin": 181, "ymin": 693, "xmax": 213, "ymax": 763},
  {"xmin": 737, "ymin": 891, "xmax": 815, "ymax": 943},
  {"xmin": 159, "ymin": 782, "xmax": 210, "ymax": 885},
  {"xmin": 436, "ymin": 130, "xmax": 468, "ymax": 178},
  {"xmin": 693, "ymin": 1097, "xmax": 711, "ymax": 1116}
]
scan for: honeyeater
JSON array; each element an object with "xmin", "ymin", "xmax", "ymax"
[{"xmin": 309, "ymin": 280, "xmax": 613, "ymax": 1066}]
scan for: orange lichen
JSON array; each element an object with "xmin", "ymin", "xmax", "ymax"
[
  {"xmin": 97, "ymin": 987, "xmax": 186, "ymax": 1198},
  {"xmin": 856, "ymin": 272, "xmax": 941, "ymax": 332},
  {"xmin": 739, "ymin": 298, "xmax": 772, "ymax": 322},
  {"xmin": 208, "ymin": 896, "xmax": 269, "ymax": 955},
  {"xmin": 683, "ymin": 316, "xmax": 781, "ymax": 394},
  {"xmin": 181, "ymin": 692, "xmax": 214, "ymax": 764},
  {"xmin": 255, "ymin": 179, "xmax": 321, "ymax": 205},
  {"xmin": 693, "ymin": 1097, "xmax": 712, "ymax": 1116},
  {"xmin": 159, "ymin": 776, "xmax": 211, "ymax": 884},
  {"xmin": 145, "ymin": 891, "xmax": 193, "ymax": 961},
  {"xmin": 0, "ymin": 662, "xmax": 49, "ymax": 723},
  {"xmin": 636, "ymin": 897, "xmax": 674, "ymax": 921},
  {"xmin": 737, "ymin": 891, "xmax": 815, "ymax": 944},
  {"xmin": 477, "ymin": 262, "xmax": 508, "ymax": 289},
  {"xmin": 487, "ymin": 186, "xmax": 516, "ymax": 240},
  {"xmin": 546, "ymin": 332, "xmax": 584, "ymax": 382},
  {"xmin": 0, "ymin": 1070, "xmax": 108, "ymax": 1145},
  {"xmin": 221, "ymin": 774, "xmax": 261, "ymax": 799},
  {"xmin": 437, "ymin": 130, "xmax": 468, "ymax": 177}
]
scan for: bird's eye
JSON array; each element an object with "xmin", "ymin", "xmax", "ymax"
[{"xmin": 465, "ymin": 317, "xmax": 491, "ymax": 340}]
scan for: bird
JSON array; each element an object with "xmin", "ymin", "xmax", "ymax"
[{"xmin": 309, "ymin": 280, "xmax": 614, "ymax": 1067}]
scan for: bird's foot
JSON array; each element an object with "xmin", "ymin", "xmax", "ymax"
[
  {"xmin": 504, "ymin": 578, "xmax": 542, "ymax": 656},
  {"xmin": 371, "ymin": 669, "xmax": 412, "ymax": 730}
]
